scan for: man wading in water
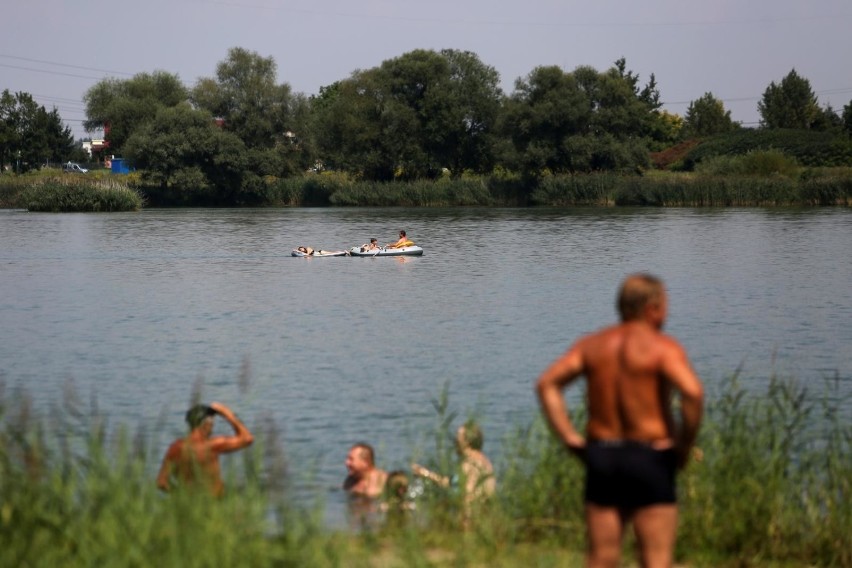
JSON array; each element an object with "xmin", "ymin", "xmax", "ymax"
[
  {"xmin": 537, "ymin": 273, "xmax": 704, "ymax": 568},
  {"xmin": 157, "ymin": 401, "xmax": 254, "ymax": 497}
]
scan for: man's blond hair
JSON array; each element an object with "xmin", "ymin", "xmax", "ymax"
[{"xmin": 617, "ymin": 273, "xmax": 664, "ymax": 321}]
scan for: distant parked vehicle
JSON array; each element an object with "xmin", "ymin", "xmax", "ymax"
[{"xmin": 63, "ymin": 161, "xmax": 88, "ymax": 173}]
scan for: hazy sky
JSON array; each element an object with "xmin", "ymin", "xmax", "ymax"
[{"xmin": 4, "ymin": 0, "xmax": 851, "ymax": 140}]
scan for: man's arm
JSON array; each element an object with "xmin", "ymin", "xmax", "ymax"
[
  {"xmin": 156, "ymin": 443, "xmax": 178, "ymax": 491},
  {"xmin": 660, "ymin": 339, "xmax": 704, "ymax": 468},
  {"xmin": 412, "ymin": 463, "xmax": 450, "ymax": 487},
  {"xmin": 535, "ymin": 344, "xmax": 587, "ymax": 456},
  {"xmin": 208, "ymin": 402, "xmax": 254, "ymax": 453}
]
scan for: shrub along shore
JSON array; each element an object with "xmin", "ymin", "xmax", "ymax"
[
  {"xmin": 0, "ymin": 375, "xmax": 848, "ymax": 567},
  {"xmin": 1, "ymin": 166, "xmax": 851, "ymax": 211},
  {"xmin": 0, "ymin": 173, "xmax": 143, "ymax": 212}
]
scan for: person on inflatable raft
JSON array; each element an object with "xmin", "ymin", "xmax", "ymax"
[{"xmin": 387, "ymin": 230, "xmax": 415, "ymax": 249}]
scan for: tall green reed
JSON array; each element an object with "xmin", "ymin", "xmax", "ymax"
[
  {"xmin": 0, "ymin": 380, "xmax": 338, "ymax": 568},
  {"xmin": 15, "ymin": 177, "xmax": 143, "ymax": 212},
  {"xmin": 678, "ymin": 373, "xmax": 851, "ymax": 566},
  {"xmin": 1, "ymin": 370, "xmax": 848, "ymax": 567}
]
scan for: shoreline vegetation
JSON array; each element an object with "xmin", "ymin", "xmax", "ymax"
[
  {"xmin": 0, "ymin": 173, "xmax": 143, "ymax": 212},
  {"xmin": 1, "ymin": 375, "xmax": 848, "ymax": 567},
  {"xmin": 1, "ymin": 166, "xmax": 851, "ymax": 211}
]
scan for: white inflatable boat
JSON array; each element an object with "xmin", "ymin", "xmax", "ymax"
[{"xmin": 348, "ymin": 245, "xmax": 424, "ymax": 257}]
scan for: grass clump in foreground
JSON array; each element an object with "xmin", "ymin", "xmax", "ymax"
[
  {"xmin": 0, "ymin": 374, "xmax": 849, "ymax": 567},
  {"xmin": 3, "ymin": 175, "xmax": 143, "ymax": 212}
]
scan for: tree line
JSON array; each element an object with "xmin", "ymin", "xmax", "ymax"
[
  {"xmin": 4, "ymin": 47, "xmax": 852, "ymax": 200},
  {"xmin": 0, "ymin": 90, "xmax": 86, "ymax": 173}
]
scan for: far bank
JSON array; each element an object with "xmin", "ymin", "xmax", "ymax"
[{"xmin": 1, "ymin": 167, "xmax": 851, "ymax": 211}]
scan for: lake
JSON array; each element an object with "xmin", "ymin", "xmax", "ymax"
[{"xmin": 1, "ymin": 206, "xmax": 850, "ymax": 525}]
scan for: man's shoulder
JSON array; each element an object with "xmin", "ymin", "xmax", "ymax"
[
  {"xmin": 165, "ymin": 438, "xmax": 186, "ymax": 457},
  {"xmin": 576, "ymin": 324, "xmax": 624, "ymax": 347},
  {"xmin": 466, "ymin": 453, "xmax": 494, "ymax": 473},
  {"xmin": 656, "ymin": 331, "xmax": 688, "ymax": 352}
]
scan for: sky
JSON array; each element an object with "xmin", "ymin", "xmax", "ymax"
[{"xmin": 4, "ymin": 0, "xmax": 852, "ymax": 140}]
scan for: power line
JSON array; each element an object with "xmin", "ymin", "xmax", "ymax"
[
  {"xmin": 0, "ymin": 63, "xmax": 105, "ymax": 81},
  {"xmin": 31, "ymin": 93, "xmax": 87, "ymax": 106},
  {"xmin": 0, "ymin": 54, "xmax": 135, "ymax": 77},
  {"xmin": 663, "ymin": 87, "xmax": 852, "ymax": 107}
]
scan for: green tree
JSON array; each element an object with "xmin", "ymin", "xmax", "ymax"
[
  {"xmin": 811, "ymin": 103, "xmax": 842, "ymax": 132},
  {"xmin": 500, "ymin": 59, "xmax": 657, "ymax": 176},
  {"xmin": 500, "ymin": 65, "xmax": 593, "ymax": 174},
  {"xmin": 191, "ymin": 47, "xmax": 298, "ymax": 153},
  {"xmin": 310, "ymin": 68, "xmax": 394, "ymax": 179},
  {"xmin": 0, "ymin": 90, "xmax": 21, "ymax": 169},
  {"xmin": 409, "ymin": 49, "xmax": 502, "ymax": 176},
  {"xmin": 0, "ymin": 89, "xmax": 76, "ymax": 172},
  {"xmin": 844, "ymin": 100, "xmax": 852, "ymax": 136},
  {"xmin": 657, "ymin": 110, "xmax": 684, "ymax": 142},
  {"xmin": 311, "ymin": 49, "xmax": 503, "ymax": 180},
  {"xmin": 757, "ymin": 69, "xmax": 820, "ymax": 129},
  {"xmin": 123, "ymin": 103, "xmax": 247, "ymax": 202},
  {"xmin": 683, "ymin": 92, "xmax": 737, "ymax": 138},
  {"xmin": 83, "ymin": 71, "xmax": 188, "ymax": 155}
]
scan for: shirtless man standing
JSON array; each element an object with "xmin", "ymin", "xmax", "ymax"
[
  {"xmin": 536, "ymin": 274, "xmax": 704, "ymax": 568},
  {"xmin": 343, "ymin": 443, "xmax": 388, "ymax": 498},
  {"xmin": 156, "ymin": 402, "xmax": 254, "ymax": 497}
]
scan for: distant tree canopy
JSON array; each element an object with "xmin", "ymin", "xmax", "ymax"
[
  {"xmin": 758, "ymin": 69, "xmax": 820, "ymax": 130},
  {"xmin": 123, "ymin": 103, "xmax": 247, "ymax": 200},
  {"xmin": 191, "ymin": 47, "xmax": 300, "ymax": 151},
  {"xmin": 499, "ymin": 58, "xmax": 666, "ymax": 176},
  {"xmin": 190, "ymin": 47, "xmax": 313, "ymax": 177},
  {"xmin": 683, "ymin": 92, "xmax": 738, "ymax": 138},
  {"xmin": 84, "ymin": 71, "xmax": 187, "ymax": 155},
  {"xmin": 8, "ymin": 47, "xmax": 851, "ymax": 203},
  {"xmin": 844, "ymin": 100, "xmax": 852, "ymax": 136},
  {"xmin": 310, "ymin": 49, "xmax": 503, "ymax": 180},
  {"xmin": 0, "ymin": 89, "xmax": 76, "ymax": 172}
]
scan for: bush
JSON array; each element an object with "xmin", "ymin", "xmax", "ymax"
[
  {"xmin": 17, "ymin": 177, "xmax": 143, "ymax": 212},
  {"xmin": 614, "ymin": 174, "xmax": 800, "ymax": 206},
  {"xmin": 695, "ymin": 150, "xmax": 800, "ymax": 177},
  {"xmin": 684, "ymin": 129, "xmax": 852, "ymax": 169},
  {"xmin": 530, "ymin": 174, "xmax": 619, "ymax": 206}
]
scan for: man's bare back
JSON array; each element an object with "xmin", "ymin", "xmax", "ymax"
[
  {"xmin": 536, "ymin": 274, "xmax": 703, "ymax": 567},
  {"xmin": 157, "ymin": 402, "xmax": 254, "ymax": 497}
]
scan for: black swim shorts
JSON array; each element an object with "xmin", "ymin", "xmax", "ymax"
[{"xmin": 584, "ymin": 440, "xmax": 677, "ymax": 509}]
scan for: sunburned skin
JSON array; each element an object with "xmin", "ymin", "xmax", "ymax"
[
  {"xmin": 156, "ymin": 402, "xmax": 254, "ymax": 497},
  {"xmin": 536, "ymin": 274, "xmax": 704, "ymax": 568}
]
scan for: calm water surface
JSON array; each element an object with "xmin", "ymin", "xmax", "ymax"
[{"xmin": 1, "ymin": 207, "xmax": 850, "ymax": 524}]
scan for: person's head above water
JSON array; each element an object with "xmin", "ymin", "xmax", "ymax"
[
  {"xmin": 457, "ymin": 420, "xmax": 485, "ymax": 452},
  {"xmin": 185, "ymin": 404, "xmax": 216, "ymax": 430}
]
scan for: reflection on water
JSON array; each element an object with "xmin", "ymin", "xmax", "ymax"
[{"xmin": 1, "ymin": 207, "xmax": 850, "ymax": 526}]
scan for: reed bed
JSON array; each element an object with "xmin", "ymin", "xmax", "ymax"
[
  {"xmin": 287, "ymin": 171, "xmax": 852, "ymax": 208},
  {"xmin": 5, "ymin": 169, "xmax": 850, "ymax": 209},
  {"xmin": 530, "ymin": 172, "xmax": 852, "ymax": 207},
  {"xmin": 265, "ymin": 175, "xmax": 497, "ymax": 207},
  {"xmin": 1, "ymin": 373, "xmax": 849, "ymax": 567},
  {"xmin": 5, "ymin": 176, "xmax": 143, "ymax": 212}
]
